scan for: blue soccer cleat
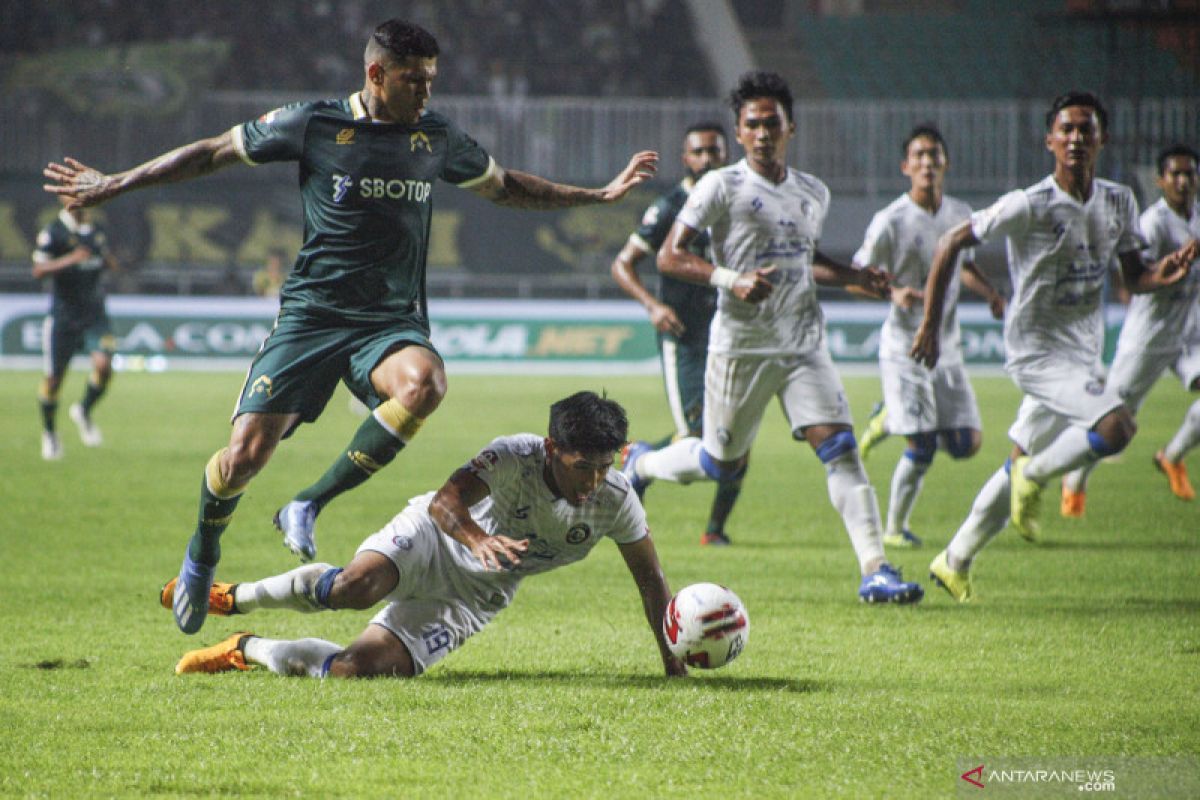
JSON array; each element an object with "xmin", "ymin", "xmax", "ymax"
[
  {"xmin": 858, "ymin": 563, "xmax": 924, "ymax": 604},
  {"xmin": 173, "ymin": 553, "xmax": 216, "ymax": 634},
  {"xmin": 275, "ymin": 500, "xmax": 318, "ymax": 562},
  {"xmin": 620, "ymin": 441, "xmax": 654, "ymax": 500}
]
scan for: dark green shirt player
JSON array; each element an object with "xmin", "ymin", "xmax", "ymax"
[{"xmin": 45, "ymin": 19, "xmax": 659, "ymax": 635}]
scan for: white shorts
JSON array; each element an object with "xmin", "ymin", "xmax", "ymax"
[
  {"xmin": 1007, "ymin": 359, "xmax": 1125, "ymax": 453},
  {"xmin": 357, "ymin": 509, "xmax": 515, "ymax": 675},
  {"xmin": 1109, "ymin": 343, "xmax": 1200, "ymax": 413},
  {"xmin": 879, "ymin": 357, "xmax": 982, "ymax": 435},
  {"xmin": 703, "ymin": 349, "xmax": 851, "ymax": 461}
]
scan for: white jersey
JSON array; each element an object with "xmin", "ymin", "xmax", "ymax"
[
  {"xmin": 971, "ymin": 175, "xmax": 1145, "ymax": 369},
  {"xmin": 677, "ymin": 159, "xmax": 831, "ymax": 356},
  {"xmin": 404, "ymin": 434, "xmax": 647, "ymax": 591},
  {"xmin": 1117, "ymin": 198, "xmax": 1200, "ymax": 354},
  {"xmin": 853, "ymin": 193, "xmax": 975, "ymax": 364}
]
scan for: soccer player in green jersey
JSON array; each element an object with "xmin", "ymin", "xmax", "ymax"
[
  {"xmin": 44, "ymin": 19, "xmax": 658, "ymax": 635},
  {"xmin": 32, "ymin": 195, "xmax": 121, "ymax": 460}
]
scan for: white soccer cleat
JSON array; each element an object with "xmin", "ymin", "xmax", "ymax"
[
  {"xmin": 275, "ymin": 500, "xmax": 318, "ymax": 562},
  {"xmin": 41, "ymin": 431, "xmax": 63, "ymax": 461},
  {"xmin": 69, "ymin": 404, "xmax": 103, "ymax": 447}
]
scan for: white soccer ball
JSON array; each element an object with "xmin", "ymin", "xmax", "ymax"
[{"xmin": 663, "ymin": 582, "xmax": 749, "ymax": 669}]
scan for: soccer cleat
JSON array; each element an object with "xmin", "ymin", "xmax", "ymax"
[
  {"xmin": 929, "ymin": 550, "xmax": 972, "ymax": 603},
  {"xmin": 160, "ymin": 576, "xmax": 240, "ymax": 616},
  {"xmin": 41, "ymin": 431, "xmax": 63, "ymax": 461},
  {"xmin": 700, "ymin": 530, "xmax": 732, "ymax": 547},
  {"xmin": 68, "ymin": 403, "xmax": 102, "ymax": 447},
  {"xmin": 1060, "ymin": 485, "xmax": 1086, "ymax": 518},
  {"xmin": 858, "ymin": 563, "xmax": 923, "ymax": 604},
  {"xmin": 173, "ymin": 553, "xmax": 216, "ymax": 634},
  {"xmin": 1154, "ymin": 450, "xmax": 1195, "ymax": 501},
  {"xmin": 882, "ymin": 528, "xmax": 923, "ymax": 549},
  {"xmin": 620, "ymin": 441, "xmax": 653, "ymax": 500},
  {"xmin": 174, "ymin": 632, "xmax": 253, "ymax": 675},
  {"xmin": 1009, "ymin": 455, "xmax": 1042, "ymax": 542},
  {"xmin": 859, "ymin": 402, "xmax": 889, "ymax": 460},
  {"xmin": 275, "ymin": 500, "xmax": 318, "ymax": 562}
]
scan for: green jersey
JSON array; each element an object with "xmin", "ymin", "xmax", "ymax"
[
  {"xmin": 630, "ymin": 179, "xmax": 717, "ymax": 347},
  {"xmin": 232, "ymin": 93, "xmax": 492, "ymax": 326},
  {"xmin": 33, "ymin": 210, "xmax": 111, "ymax": 321}
]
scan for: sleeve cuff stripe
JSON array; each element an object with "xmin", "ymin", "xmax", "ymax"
[
  {"xmin": 628, "ymin": 234, "xmax": 652, "ymax": 253},
  {"xmin": 230, "ymin": 125, "xmax": 259, "ymax": 167},
  {"xmin": 454, "ymin": 156, "xmax": 496, "ymax": 189}
]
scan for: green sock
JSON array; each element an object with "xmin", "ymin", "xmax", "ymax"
[
  {"xmin": 705, "ymin": 473, "xmax": 745, "ymax": 536},
  {"xmin": 295, "ymin": 414, "xmax": 404, "ymax": 510},
  {"xmin": 39, "ymin": 399, "xmax": 57, "ymax": 434},
  {"xmin": 80, "ymin": 381, "xmax": 106, "ymax": 415},
  {"xmin": 188, "ymin": 476, "xmax": 243, "ymax": 567}
]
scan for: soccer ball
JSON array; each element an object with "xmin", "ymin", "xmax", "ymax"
[{"xmin": 663, "ymin": 582, "xmax": 749, "ymax": 669}]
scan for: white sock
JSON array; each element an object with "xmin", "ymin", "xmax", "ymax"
[
  {"xmin": 946, "ymin": 466, "xmax": 1010, "ymax": 567},
  {"xmin": 233, "ymin": 563, "xmax": 332, "ymax": 613},
  {"xmin": 886, "ymin": 456, "xmax": 929, "ymax": 534},
  {"xmin": 637, "ymin": 437, "xmax": 708, "ymax": 484},
  {"xmin": 1025, "ymin": 427, "xmax": 1096, "ymax": 482},
  {"xmin": 243, "ymin": 636, "xmax": 342, "ymax": 677},
  {"xmin": 824, "ymin": 450, "xmax": 885, "ymax": 573},
  {"xmin": 1164, "ymin": 399, "xmax": 1200, "ymax": 462},
  {"xmin": 1061, "ymin": 461, "xmax": 1096, "ymax": 493}
]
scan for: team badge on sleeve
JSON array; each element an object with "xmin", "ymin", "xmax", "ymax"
[{"xmin": 468, "ymin": 449, "xmax": 500, "ymax": 473}]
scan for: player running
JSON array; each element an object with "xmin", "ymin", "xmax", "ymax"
[
  {"xmin": 32, "ymin": 196, "xmax": 121, "ymax": 460},
  {"xmin": 913, "ymin": 92, "xmax": 1198, "ymax": 601},
  {"xmin": 1060, "ymin": 144, "xmax": 1200, "ymax": 512},
  {"xmin": 611, "ymin": 122, "xmax": 748, "ymax": 546},
  {"xmin": 164, "ymin": 392, "xmax": 687, "ymax": 679},
  {"xmin": 851, "ymin": 124, "xmax": 1005, "ymax": 549},
  {"xmin": 44, "ymin": 19, "xmax": 658, "ymax": 635},
  {"xmin": 622, "ymin": 71, "xmax": 923, "ymax": 604}
]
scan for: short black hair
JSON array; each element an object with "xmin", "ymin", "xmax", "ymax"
[
  {"xmin": 685, "ymin": 121, "xmax": 727, "ymax": 142},
  {"xmin": 366, "ymin": 19, "xmax": 439, "ymax": 64},
  {"xmin": 729, "ymin": 71, "xmax": 793, "ymax": 124},
  {"xmin": 903, "ymin": 123, "xmax": 948, "ymax": 160},
  {"xmin": 1045, "ymin": 91, "xmax": 1108, "ymax": 133},
  {"xmin": 548, "ymin": 391, "xmax": 628, "ymax": 455},
  {"xmin": 1157, "ymin": 143, "xmax": 1200, "ymax": 175}
]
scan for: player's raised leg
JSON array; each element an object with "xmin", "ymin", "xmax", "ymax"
[
  {"xmin": 1157, "ymin": 397, "xmax": 1200, "ymax": 500},
  {"xmin": 929, "ymin": 461, "xmax": 1012, "ymax": 602},
  {"xmin": 69, "ymin": 346, "xmax": 114, "ymax": 447}
]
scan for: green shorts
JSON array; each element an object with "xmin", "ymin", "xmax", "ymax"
[
  {"xmin": 658, "ymin": 333, "xmax": 708, "ymax": 438},
  {"xmin": 234, "ymin": 311, "xmax": 438, "ymax": 432},
  {"xmin": 43, "ymin": 311, "xmax": 115, "ymax": 378}
]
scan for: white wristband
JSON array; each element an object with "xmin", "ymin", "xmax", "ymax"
[{"xmin": 708, "ymin": 267, "xmax": 739, "ymax": 290}]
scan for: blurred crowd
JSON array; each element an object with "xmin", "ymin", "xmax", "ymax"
[{"xmin": 2, "ymin": 0, "xmax": 711, "ymax": 97}]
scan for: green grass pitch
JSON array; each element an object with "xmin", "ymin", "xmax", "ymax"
[{"xmin": 1, "ymin": 369, "xmax": 1197, "ymax": 797}]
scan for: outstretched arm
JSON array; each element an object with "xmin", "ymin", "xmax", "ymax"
[
  {"xmin": 31, "ymin": 247, "xmax": 92, "ymax": 279},
  {"xmin": 657, "ymin": 220, "xmax": 775, "ymax": 303},
  {"xmin": 469, "ymin": 151, "xmax": 658, "ymax": 209},
  {"xmin": 911, "ymin": 221, "xmax": 979, "ymax": 368},
  {"xmin": 960, "ymin": 260, "xmax": 1006, "ymax": 319},
  {"xmin": 813, "ymin": 249, "xmax": 890, "ymax": 299},
  {"xmin": 618, "ymin": 535, "xmax": 687, "ymax": 677},
  {"xmin": 428, "ymin": 469, "xmax": 529, "ymax": 571},
  {"xmin": 611, "ymin": 240, "xmax": 684, "ymax": 336},
  {"xmin": 1119, "ymin": 238, "xmax": 1199, "ymax": 294},
  {"xmin": 44, "ymin": 131, "xmax": 242, "ymax": 209}
]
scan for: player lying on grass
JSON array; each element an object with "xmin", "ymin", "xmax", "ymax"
[{"xmin": 164, "ymin": 391, "xmax": 688, "ymax": 679}]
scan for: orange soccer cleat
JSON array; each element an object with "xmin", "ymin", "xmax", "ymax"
[
  {"xmin": 1154, "ymin": 451, "xmax": 1196, "ymax": 501},
  {"xmin": 175, "ymin": 632, "xmax": 253, "ymax": 675},
  {"xmin": 160, "ymin": 577, "xmax": 240, "ymax": 616},
  {"xmin": 1060, "ymin": 485, "xmax": 1086, "ymax": 518}
]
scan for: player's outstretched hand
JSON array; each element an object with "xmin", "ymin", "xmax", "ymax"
[
  {"xmin": 733, "ymin": 264, "xmax": 776, "ymax": 303},
  {"xmin": 648, "ymin": 302, "xmax": 686, "ymax": 337},
  {"xmin": 1156, "ymin": 238, "xmax": 1199, "ymax": 287},
  {"xmin": 857, "ymin": 266, "xmax": 891, "ymax": 300},
  {"xmin": 468, "ymin": 532, "xmax": 529, "ymax": 571},
  {"xmin": 890, "ymin": 285, "xmax": 924, "ymax": 310},
  {"xmin": 44, "ymin": 158, "xmax": 118, "ymax": 209},
  {"xmin": 988, "ymin": 293, "xmax": 1007, "ymax": 320},
  {"xmin": 600, "ymin": 151, "xmax": 659, "ymax": 202},
  {"xmin": 910, "ymin": 321, "xmax": 941, "ymax": 368}
]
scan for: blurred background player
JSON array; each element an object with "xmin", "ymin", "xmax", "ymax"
[
  {"xmin": 252, "ymin": 247, "xmax": 288, "ymax": 298},
  {"xmin": 623, "ymin": 71, "xmax": 922, "ymax": 604},
  {"xmin": 611, "ymin": 122, "xmax": 747, "ymax": 546},
  {"xmin": 913, "ymin": 92, "xmax": 1198, "ymax": 602},
  {"xmin": 852, "ymin": 124, "xmax": 1005, "ymax": 549},
  {"xmin": 44, "ymin": 18, "xmax": 658, "ymax": 635},
  {"xmin": 1060, "ymin": 143, "xmax": 1200, "ymax": 512},
  {"xmin": 31, "ymin": 195, "xmax": 121, "ymax": 460},
  {"xmin": 166, "ymin": 392, "xmax": 687, "ymax": 680}
]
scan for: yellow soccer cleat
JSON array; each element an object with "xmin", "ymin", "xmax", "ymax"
[
  {"xmin": 1154, "ymin": 451, "xmax": 1196, "ymax": 501},
  {"xmin": 1009, "ymin": 455, "xmax": 1042, "ymax": 542},
  {"xmin": 160, "ymin": 577, "xmax": 240, "ymax": 616},
  {"xmin": 929, "ymin": 550, "xmax": 972, "ymax": 603},
  {"xmin": 1060, "ymin": 485, "xmax": 1086, "ymax": 518},
  {"xmin": 175, "ymin": 632, "xmax": 254, "ymax": 675},
  {"xmin": 859, "ymin": 402, "xmax": 889, "ymax": 460},
  {"xmin": 882, "ymin": 529, "xmax": 923, "ymax": 549}
]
